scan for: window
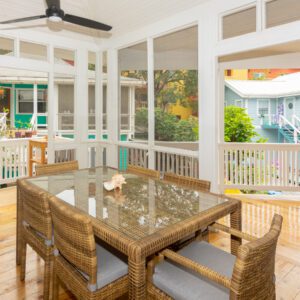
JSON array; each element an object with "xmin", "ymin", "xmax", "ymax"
[
  {"xmin": 17, "ymin": 89, "xmax": 47, "ymax": 114},
  {"xmin": 253, "ymin": 72, "xmax": 265, "ymax": 80},
  {"xmin": 266, "ymin": 0, "xmax": 300, "ymax": 28},
  {"xmin": 20, "ymin": 41, "xmax": 47, "ymax": 61},
  {"xmin": 0, "ymin": 36, "xmax": 14, "ymax": 56},
  {"xmin": 222, "ymin": 6, "xmax": 256, "ymax": 39},
  {"xmin": 235, "ymin": 100, "xmax": 243, "ymax": 108},
  {"xmin": 225, "ymin": 70, "xmax": 232, "ymax": 76},
  {"xmin": 119, "ymin": 42, "xmax": 148, "ymax": 140},
  {"xmin": 257, "ymin": 100, "xmax": 269, "ymax": 116},
  {"xmin": 154, "ymin": 26, "xmax": 198, "ymax": 143},
  {"xmin": 38, "ymin": 90, "xmax": 47, "ymax": 113},
  {"xmin": 54, "ymin": 48, "xmax": 75, "ymax": 66}
]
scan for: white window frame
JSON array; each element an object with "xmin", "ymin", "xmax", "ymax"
[
  {"xmin": 257, "ymin": 98, "xmax": 270, "ymax": 125},
  {"xmin": 219, "ymin": 2, "xmax": 257, "ymax": 41},
  {"xmin": 263, "ymin": 0, "xmax": 300, "ymax": 30},
  {"xmin": 16, "ymin": 88, "xmax": 48, "ymax": 115}
]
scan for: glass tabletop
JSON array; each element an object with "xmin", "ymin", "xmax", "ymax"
[{"xmin": 28, "ymin": 167, "xmax": 228, "ymax": 240}]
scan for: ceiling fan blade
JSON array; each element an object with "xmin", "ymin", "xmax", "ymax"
[
  {"xmin": 46, "ymin": 0, "xmax": 60, "ymax": 9},
  {"xmin": 64, "ymin": 14, "xmax": 112, "ymax": 31},
  {"xmin": 0, "ymin": 15, "xmax": 47, "ymax": 24}
]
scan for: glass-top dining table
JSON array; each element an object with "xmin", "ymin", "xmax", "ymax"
[{"xmin": 16, "ymin": 167, "xmax": 241, "ymax": 299}]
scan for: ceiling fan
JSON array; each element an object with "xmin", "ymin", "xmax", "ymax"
[{"xmin": 0, "ymin": 0, "xmax": 112, "ymax": 31}]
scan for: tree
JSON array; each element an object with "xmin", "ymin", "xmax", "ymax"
[
  {"xmin": 224, "ymin": 106, "xmax": 259, "ymax": 142},
  {"xmin": 122, "ymin": 70, "xmax": 198, "ymax": 114},
  {"xmin": 174, "ymin": 117, "xmax": 198, "ymax": 141},
  {"xmin": 135, "ymin": 108, "xmax": 198, "ymax": 141}
]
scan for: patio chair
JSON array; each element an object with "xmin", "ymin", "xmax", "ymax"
[
  {"xmin": 18, "ymin": 180, "xmax": 53, "ymax": 300},
  {"xmin": 164, "ymin": 172, "xmax": 211, "ymax": 249},
  {"xmin": 35, "ymin": 160, "xmax": 79, "ymax": 176},
  {"xmin": 147, "ymin": 214, "xmax": 283, "ymax": 300},
  {"xmin": 127, "ymin": 164, "xmax": 160, "ymax": 179},
  {"xmin": 164, "ymin": 172, "xmax": 211, "ymax": 192},
  {"xmin": 49, "ymin": 196, "xmax": 129, "ymax": 300}
]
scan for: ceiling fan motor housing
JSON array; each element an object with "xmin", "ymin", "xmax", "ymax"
[{"xmin": 46, "ymin": 6, "xmax": 64, "ymax": 21}]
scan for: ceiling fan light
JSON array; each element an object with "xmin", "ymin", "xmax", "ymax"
[{"xmin": 49, "ymin": 15, "xmax": 62, "ymax": 22}]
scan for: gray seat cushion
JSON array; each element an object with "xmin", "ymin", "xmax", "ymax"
[
  {"xmin": 81, "ymin": 242, "xmax": 128, "ymax": 290},
  {"xmin": 153, "ymin": 241, "xmax": 236, "ymax": 300}
]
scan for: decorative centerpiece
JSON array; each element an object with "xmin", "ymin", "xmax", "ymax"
[{"xmin": 103, "ymin": 174, "xmax": 126, "ymax": 191}]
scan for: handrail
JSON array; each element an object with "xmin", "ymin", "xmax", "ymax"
[
  {"xmin": 279, "ymin": 115, "xmax": 300, "ymax": 134},
  {"xmin": 292, "ymin": 114, "xmax": 300, "ymax": 127},
  {"xmin": 279, "ymin": 115, "xmax": 300, "ymax": 143}
]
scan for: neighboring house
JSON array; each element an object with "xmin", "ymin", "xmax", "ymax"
[
  {"xmin": 225, "ymin": 69, "xmax": 248, "ymax": 80},
  {"xmin": 248, "ymin": 69, "xmax": 300, "ymax": 80},
  {"xmin": 0, "ymin": 68, "xmax": 145, "ymax": 141},
  {"xmin": 168, "ymin": 100, "xmax": 193, "ymax": 120},
  {"xmin": 225, "ymin": 72, "xmax": 300, "ymax": 143}
]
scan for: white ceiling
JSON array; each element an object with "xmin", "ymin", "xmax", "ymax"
[{"xmin": 0, "ymin": 0, "xmax": 207, "ymax": 41}]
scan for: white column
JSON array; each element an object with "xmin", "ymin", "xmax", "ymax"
[
  {"xmin": 106, "ymin": 49, "xmax": 119, "ymax": 168},
  {"xmin": 130, "ymin": 86, "xmax": 135, "ymax": 138},
  {"xmin": 47, "ymin": 45, "xmax": 55, "ymax": 163},
  {"xmin": 198, "ymin": 15, "xmax": 219, "ymax": 193},
  {"xmin": 53, "ymin": 84, "xmax": 58, "ymax": 133},
  {"xmin": 10, "ymin": 84, "xmax": 15, "ymax": 128},
  {"xmin": 147, "ymin": 37, "xmax": 155, "ymax": 169},
  {"xmin": 95, "ymin": 51, "xmax": 104, "ymax": 166},
  {"xmin": 95, "ymin": 51, "xmax": 103, "ymax": 142},
  {"xmin": 33, "ymin": 83, "xmax": 38, "ymax": 129},
  {"xmin": 74, "ymin": 48, "xmax": 89, "ymax": 168}
]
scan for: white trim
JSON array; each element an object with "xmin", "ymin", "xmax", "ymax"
[
  {"xmin": 147, "ymin": 37, "xmax": 155, "ymax": 169},
  {"xmin": 33, "ymin": 84, "xmax": 38, "ymax": 130},
  {"xmin": 95, "ymin": 51, "xmax": 103, "ymax": 144}
]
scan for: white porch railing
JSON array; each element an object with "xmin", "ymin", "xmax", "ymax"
[
  {"xmin": 219, "ymin": 143, "xmax": 300, "ymax": 191},
  {"xmin": 154, "ymin": 146, "xmax": 199, "ymax": 177},
  {"xmin": 0, "ymin": 138, "xmax": 30, "ymax": 185},
  {"xmin": 0, "ymin": 113, "xmax": 7, "ymax": 133},
  {"xmin": 118, "ymin": 142, "xmax": 199, "ymax": 178},
  {"xmin": 279, "ymin": 115, "xmax": 300, "ymax": 143}
]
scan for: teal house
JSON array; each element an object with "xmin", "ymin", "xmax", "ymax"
[{"xmin": 225, "ymin": 72, "xmax": 300, "ymax": 143}]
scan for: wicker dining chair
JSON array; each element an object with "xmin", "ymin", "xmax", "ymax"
[
  {"xmin": 164, "ymin": 172, "xmax": 211, "ymax": 192},
  {"xmin": 18, "ymin": 179, "xmax": 53, "ymax": 300},
  {"xmin": 147, "ymin": 214, "xmax": 283, "ymax": 300},
  {"xmin": 35, "ymin": 160, "xmax": 79, "ymax": 176},
  {"xmin": 164, "ymin": 172, "xmax": 211, "ymax": 250},
  {"xmin": 127, "ymin": 164, "xmax": 160, "ymax": 179},
  {"xmin": 48, "ymin": 196, "xmax": 129, "ymax": 300}
]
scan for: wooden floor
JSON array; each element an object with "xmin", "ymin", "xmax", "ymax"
[{"xmin": 0, "ymin": 187, "xmax": 300, "ymax": 299}]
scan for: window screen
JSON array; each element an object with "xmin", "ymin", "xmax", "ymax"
[
  {"xmin": 266, "ymin": 0, "xmax": 300, "ymax": 28},
  {"xmin": 222, "ymin": 6, "xmax": 256, "ymax": 39}
]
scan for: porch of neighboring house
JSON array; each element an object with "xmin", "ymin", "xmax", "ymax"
[
  {"xmin": 0, "ymin": 68, "xmax": 141, "ymax": 141},
  {"xmin": 225, "ymin": 72, "xmax": 300, "ymax": 144}
]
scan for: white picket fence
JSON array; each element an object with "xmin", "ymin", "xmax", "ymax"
[
  {"xmin": 219, "ymin": 143, "xmax": 300, "ymax": 191},
  {"xmin": 0, "ymin": 138, "xmax": 30, "ymax": 184}
]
